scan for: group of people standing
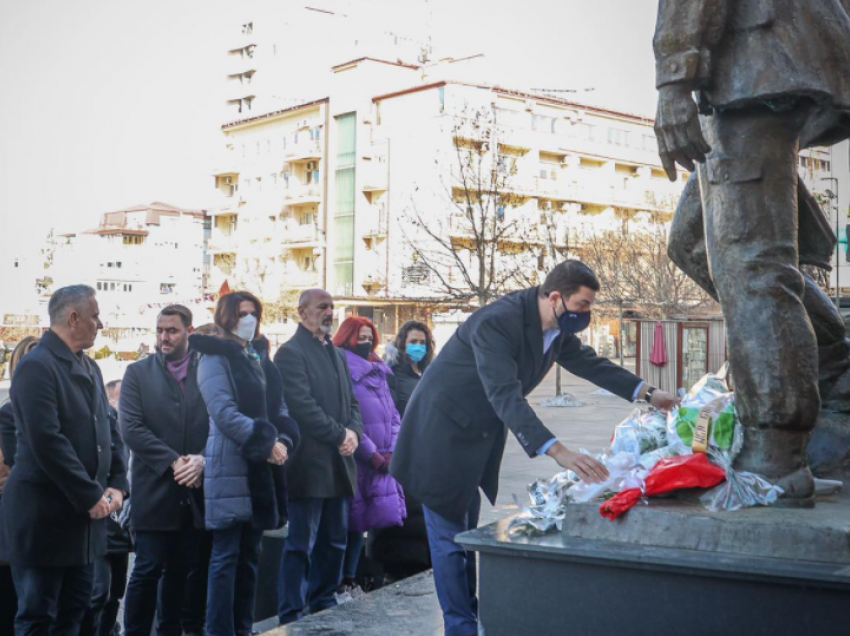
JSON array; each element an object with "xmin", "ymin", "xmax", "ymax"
[
  {"xmin": 0, "ymin": 284, "xmax": 433, "ymax": 636},
  {"xmin": 1, "ymin": 261, "xmax": 677, "ymax": 636}
]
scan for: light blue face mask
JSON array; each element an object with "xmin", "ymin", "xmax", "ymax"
[{"xmin": 406, "ymin": 344, "xmax": 427, "ymax": 363}]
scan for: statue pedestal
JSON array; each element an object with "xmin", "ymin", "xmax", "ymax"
[{"xmin": 457, "ymin": 495, "xmax": 850, "ymax": 636}]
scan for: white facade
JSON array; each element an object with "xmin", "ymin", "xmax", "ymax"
[
  {"xmin": 209, "ymin": 58, "xmax": 700, "ymax": 329},
  {"xmin": 51, "ymin": 202, "xmax": 209, "ymax": 333}
]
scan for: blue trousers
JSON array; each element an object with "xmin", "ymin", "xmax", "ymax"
[
  {"xmin": 206, "ymin": 524, "xmax": 264, "ymax": 636},
  {"xmin": 11, "ymin": 563, "xmax": 95, "ymax": 636},
  {"xmin": 277, "ymin": 497, "xmax": 349, "ymax": 625},
  {"xmin": 423, "ymin": 491, "xmax": 481, "ymax": 636}
]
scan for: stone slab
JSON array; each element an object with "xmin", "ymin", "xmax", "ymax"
[
  {"xmin": 557, "ymin": 492, "xmax": 850, "ymax": 564},
  {"xmin": 261, "ymin": 571, "xmax": 442, "ymax": 636}
]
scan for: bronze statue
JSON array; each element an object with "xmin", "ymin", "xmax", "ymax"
[{"xmin": 654, "ymin": 0, "xmax": 850, "ymax": 505}]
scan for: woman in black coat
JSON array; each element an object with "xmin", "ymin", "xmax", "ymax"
[
  {"xmin": 367, "ymin": 321, "xmax": 435, "ymax": 583},
  {"xmin": 0, "ymin": 336, "xmax": 38, "ymax": 636}
]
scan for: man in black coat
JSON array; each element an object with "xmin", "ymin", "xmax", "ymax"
[
  {"xmin": 274, "ymin": 289, "xmax": 363, "ymax": 624},
  {"xmin": 120, "ymin": 305, "xmax": 210, "ymax": 636},
  {"xmin": 390, "ymin": 262, "xmax": 677, "ymax": 636},
  {"xmin": 0, "ymin": 285, "xmax": 129, "ymax": 636}
]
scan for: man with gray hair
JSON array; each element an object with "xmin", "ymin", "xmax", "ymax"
[
  {"xmin": 274, "ymin": 289, "xmax": 362, "ymax": 624},
  {"xmin": 0, "ymin": 285, "xmax": 129, "ymax": 636}
]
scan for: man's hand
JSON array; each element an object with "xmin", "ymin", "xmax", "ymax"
[
  {"xmin": 104, "ymin": 487, "xmax": 125, "ymax": 514},
  {"xmin": 655, "ymin": 84, "xmax": 711, "ymax": 181},
  {"xmin": 267, "ymin": 442, "xmax": 288, "ymax": 466},
  {"xmin": 174, "ymin": 455, "xmax": 205, "ymax": 487},
  {"xmin": 89, "ymin": 495, "xmax": 111, "ymax": 520},
  {"xmin": 650, "ymin": 390, "xmax": 680, "ymax": 412},
  {"xmin": 547, "ymin": 443, "xmax": 609, "ymax": 484},
  {"xmin": 339, "ymin": 429, "xmax": 359, "ymax": 457}
]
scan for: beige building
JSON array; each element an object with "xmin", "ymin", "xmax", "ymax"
[
  {"xmin": 51, "ymin": 202, "xmax": 209, "ymax": 335},
  {"xmin": 211, "ymin": 36, "xmax": 849, "ymax": 344}
]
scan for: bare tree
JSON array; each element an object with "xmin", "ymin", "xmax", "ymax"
[
  {"xmin": 401, "ymin": 107, "xmax": 548, "ymax": 307},
  {"xmin": 578, "ymin": 219, "xmax": 716, "ymax": 320}
]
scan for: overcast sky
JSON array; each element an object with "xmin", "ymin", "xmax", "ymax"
[{"xmin": 0, "ymin": 0, "xmax": 658, "ymax": 255}]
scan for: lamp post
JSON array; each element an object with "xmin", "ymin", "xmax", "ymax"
[{"xmin": 822, "ymin": 176, "xmax": 840, "ymax": 306}]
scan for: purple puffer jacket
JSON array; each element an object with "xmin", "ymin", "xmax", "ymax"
[{"xmin": 344, "ymin": 350, "xmax": 407, "ymax": 533}]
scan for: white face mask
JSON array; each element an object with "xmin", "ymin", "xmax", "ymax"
[{"xmin": 233, "ymin": 315, "xmax": 257, "ymax": 342}]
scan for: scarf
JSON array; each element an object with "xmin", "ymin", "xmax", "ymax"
[{"xmin": 166, "ymin": 352, "xmax": 191, "ymax": 391}]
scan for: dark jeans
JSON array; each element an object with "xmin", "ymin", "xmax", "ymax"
[
  {"xmin": 423, "ymin": 491, "xmax": 481, "ymax": 636},
  {"xmin": 178, "ymin": 531, "xmax": 212, "ymax": 634},
  {"xmin": 342, "ymin": 531, "xmax": 364, "ymax": 581},
  {"xmin": 277, "ymin": 497, "xmax": 349, "ymax": 625},
  {"xmin": 11, "ymin": 563, "xmax": 95, "ymax": 636},
  {"xmin": 123, "ymin": 530, "xmax": 204, "ymax": 636},
  {"xmin": 206, "ymin": 524, "xmax": 264, "ymax": 636},
  {"xmin": 0, "ymin": 565, "xmax": 17, "ymax": 636},
  {"xmin": 80, "ymin": 553, "xmax": 129, "ymax": 636}
]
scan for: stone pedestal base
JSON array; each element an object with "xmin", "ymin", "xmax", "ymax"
[{"xmin": 458, "ymin": 494, "xmax": 850, "ymax": 636}]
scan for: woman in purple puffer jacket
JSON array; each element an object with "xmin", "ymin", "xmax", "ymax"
[{"xmin": 333, "ymin": 317, "xmax": 406, "ymax": 593}]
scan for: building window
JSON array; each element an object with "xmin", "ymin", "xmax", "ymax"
[
  {"xmin": 438, "ymin": 86, "xmax": 445, "ymax": 113},
  {"xmin": 532, "ymin": 114, "xmax": 556, "ymax": 133},
  {"xmin": 97, "ymin": 282, "xmax": 102, "ymax": 290},
  {"xmin": 608, "ymin": 128, "xmax": 630, "ymax": 146},
  {"xmin": 577, "ymin": 123, "xmax": 596, "ymax": 141}
]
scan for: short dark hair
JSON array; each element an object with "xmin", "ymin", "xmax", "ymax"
[
  {"xmin": 105, "ymin": 379, "xmax": 121, "ymax": 395},
  {"xmin": 540, "ymin": 260, "xmax": 600, "ymax": 298},
  {"xmin": 159, "ymin": 304, "xmax": 193, "ymax": 329},
  {"xmin": 214, "ymin": 291, "xmax": 263, "ymax": 334},
  {"xmin": 49, "ymin": 285, "xmax": 96, "ymax": 326}
]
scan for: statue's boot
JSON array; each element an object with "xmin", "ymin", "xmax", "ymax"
[{"xmin": 734, "ymin": 428, "xmax": 816, "ymax": 508}]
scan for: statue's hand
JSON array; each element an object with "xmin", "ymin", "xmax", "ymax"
[{"xmin": 655, "ymin": 85, "xmax": 711, "ymax": 182}]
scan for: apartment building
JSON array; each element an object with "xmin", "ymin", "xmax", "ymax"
[
  {"xmin": 212, "ymin": 41, "xmax": 850, "ymax": 343},
  {"xmin": 51, "ymin": 202, "xmax": 209, "ymax": 334}
]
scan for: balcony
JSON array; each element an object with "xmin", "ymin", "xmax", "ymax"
[
  {"xmin": 361, "ymin": 274, "xmax": 387, "ymax": 295},
  {"xmin": 284, "ymin": 267, "xmax": 320, "ymax": 290},
  {"xmin": 207, "ymin": 232, "xmax": 238, "ymax": 254},
  {"xmin": 284, "ymin": 139, "xmax": 322, "ymax": 163},
  {"xmin": 283, "ymin": 183, "xmax": 322, "ymax": 205},
  {"xmin": 281, "ymin": 222, "xmax": 321, "ymax": 247},
  {"xmin": 361, "ymin": 162, "xmax": 388, "ymax": 192}
]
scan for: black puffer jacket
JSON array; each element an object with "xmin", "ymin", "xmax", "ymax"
[
  {"xmin": 368, "ymin": 343, "xmax": 430, "ymax": 575},
  {"xmin": 383, "ymin": 344, "xmax": 424, "ymax": 418}
]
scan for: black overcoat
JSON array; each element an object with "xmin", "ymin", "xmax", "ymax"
[
  {"xmin": 120, "ymin": 352, "xmax": 209, "ymax": 532},
  {"xmin": 390, "ymin": 287, "xmax": 641, "ymax": 522},
  {"xmin": 0, "ymin": 330, "xmax": 129, "ymax": 567},
  {"xmin": 274, "ymin": 324, "xmax": 363, "ymax": 499}
]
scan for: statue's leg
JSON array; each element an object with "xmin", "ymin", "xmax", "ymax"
[
  {"xmin": 668, "ymin": 173, "xmax": 718, "ymax": 300},
  {"xmin": 700, "ymin": 105, "xmax": 817, "ymax": 504},
  {"xmin": 671, "ymin": 173, "xmax": 850, "ymax": 398}
]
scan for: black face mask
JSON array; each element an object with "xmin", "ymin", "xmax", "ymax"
[{"xmin": 354, "ymin": 343, "xmax": 373, "ymax": 360}]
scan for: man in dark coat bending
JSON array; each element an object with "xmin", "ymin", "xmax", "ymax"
[{"xmin": 391, "ymin": 261, "xmax": 677, "ymax": 636}]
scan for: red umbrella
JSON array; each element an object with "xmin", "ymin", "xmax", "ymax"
[{"xmin": 649, "ymin": 321, "xmax": 668, "ymax": 367}]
